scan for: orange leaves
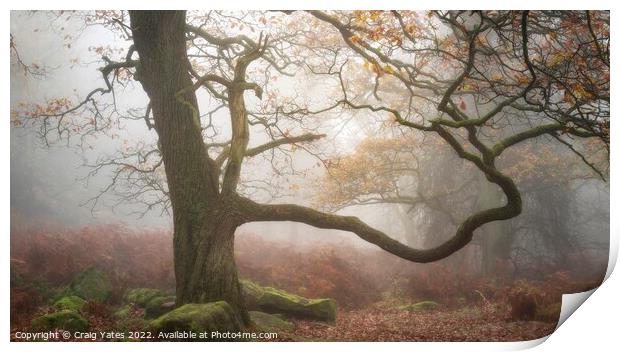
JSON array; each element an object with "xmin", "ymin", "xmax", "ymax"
[
  {"xmin": 360, "ymin": 60, "xmax": 398, "ymax": 78},
  {"xmin": 503, "ymin": 143, "xmax": 559, "ymax": 184},
  {"xmin": 404, "ymin": 22, "xmax": 418, "ymax": 34},
  {"xmin": 512, "ymin": 73, "xmax": 530, "ymax": 85},
  {"xmin": 352, "ymin": 10, "xmax": 382, "ymax": 24},
  {"xmin": 16, "ymin": 98, "xmax": 74, "ymax": 121},
  {"xmin": 350, "ymin": 34, "xmax": 363, "ymax": 45},
  {"xmin": 361, "ymin": 60, "xmax": 381, "ymax": 75},
  {"xmin": 314, "ymin": 135, "xmax": 429, "ymax": 209},
  {"xmin": 560, "ymin": 83, "xmax": 597, "ymax": 105},
  {"xmin": 548, "ymin": 51, "xmax": 572, "ymax": 68},
  {"xmin": 490, "ymin": 73, "xmax": 503, "ymax": 82},
  {"xmin": 10, "ymin": 110, "xmax": 22, "ymax": 126},
  {"xmin": 383, "ymin": 65, "xmax": 396, "ymax": 75},
  {"xmin": 501, "ymin": 139, "xmax": 606, "ymax": 188},
  {"xmin": 350, "ymin": 11, "xmax": 407, "ymax": 48},
  {"xmin": 571, "ymin": 84, "xmax": 595, "ymax": 101}
]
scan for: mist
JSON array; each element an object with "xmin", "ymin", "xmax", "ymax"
[{"xmin": 10, "ymin": 10, "xmax": 610, "ymax": 342}]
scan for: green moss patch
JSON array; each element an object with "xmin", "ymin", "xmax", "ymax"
[
  {"xmin": 249, "ymin": 311, "xmax": 294, "ymax": 332},
  {"xmin": 52, "ymin": 295, "xmax": 86, "ymax": 312},
  {"xmin": 125, "ymin": 288, "xmax": 166, "ymax": 307},
  {"xmin": 113, "ymin": 305, "xmax": 133, "ymax": 320},
  {"xmin": 68, "ymin": 267, "xmax": 112, "ymax": 303},
  {"xmin": 241, "ymin": 280, "xmax": 265, "ymax": 310},
  {"xmin": 242, "ymin": 281, "xmax": 337, "ymax": 322},
  {"xmin": 31, "ymin": 309, "xmax": 88, "ymax": 332},
  {"xmin": 149, "ymin": 302, "xmax": 243, "ymax": 341},
  {"xmin": 145, "ymin": 296, "xmax": 176, "ymax": 319},
  {"xmin": 259, "ymin": 288, "xmax": 336, "ymax": 321}
]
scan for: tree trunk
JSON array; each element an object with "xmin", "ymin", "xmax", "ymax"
[
  {"xmin": 129, "ymin": 10, "xmax": 249, "ymax": 324},
  {"xmin": 175, "ymin": 213, "xmax": 248, "ymax": 324},
  {"xmin": 477, "ymin": 174, "xmax": 513, "ymax": 277}
]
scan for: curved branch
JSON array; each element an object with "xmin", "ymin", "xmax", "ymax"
[
  {"xmin": 237, "ymin": 121, "xmax": 524, "ymax": 264},
  {"xmin": 491, "ymin": 123, "xmax": 595, "ymax": 157},
  {"xmin": 237, "ymin": 166, "xmax": 521, "ymax": 262}
]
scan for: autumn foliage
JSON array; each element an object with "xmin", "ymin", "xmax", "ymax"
[{"xmin": 11, "ymin": 224, "xmax": 605, "ymax": 328}]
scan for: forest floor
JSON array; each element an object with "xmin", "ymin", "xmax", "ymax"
[
  {"xmin": 11, "ymin": 301, "xmax": 556, "ymax": 342},
  {"xmin": 11, "ymin": 226, "xmax": 586, "ymax": 342},
  {"xmin": 276, "ymin": 303, "xmax": 556, "ymax": 342}
]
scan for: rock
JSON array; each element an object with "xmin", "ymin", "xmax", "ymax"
[
  {"xmin": 241, "ymin": 280, "xmax": 337, "ymax": 321},
  {"xmin": 398, "ymin": 301, "xmax": 439, "ymax": 311},
  {"xmin": 31, "ymin": 310, "xmax": 88, "ymax": 332},
  {"xmin": 149, "ymin": 302, "xmax": 243, "ymax": 341},
  {"xmin": 53, "ymin": 295, "xmax": 86, "ymax": 312},
  {"xmin": 241, "ymin": 280, "xmax": 265, "ymax": 310},
  {"xmin": 124, "ymin": 288, "xmax": 167, "ymax": 307},
  {"xmin": 145, "ymin": 296, "xmax": 176, "ymax": 319},
  {"xmin": 69, "ymin": 267, "xmax": 112, "ymax": 303},
  {"xmin": 113, "ymin": 305, "xmax": 149, "ymax": 335},
  {"xmin": 114, "ymin": 306, "xmax": 149, "ymax": 337},
  {"xmin": 113, "ymin": 305, "xmax": 133, "ymax": 320},
  {"xmin": 249, "ymin": 311, "xmax": 294, "ymax": 332},
  {"xmin": 123, "ymin": 288, "xmax": 175, "ymax": 319},
  {"xmin": 258, "ymin": 287, "xmax": 337, "ymax": 322}
]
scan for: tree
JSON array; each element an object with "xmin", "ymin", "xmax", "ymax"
[
  {"xmin": 313, "ymin": 133, "xmax": 475, "ymax": 247},
  {"xmin": 12, "ymin": 10, "xmax": 609, "ymax": 324}
]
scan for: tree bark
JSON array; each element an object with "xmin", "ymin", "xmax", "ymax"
[
  {"xmin": 476, "ymin": 175, "xmax": 513, "ymax": 277},
  {"xmin": 129, "ymin": 11, "xmax": 248, "ymax": 324},
  {"xmin": 177, "ymin": 212, "xmax": 248, "ymax": 323}
]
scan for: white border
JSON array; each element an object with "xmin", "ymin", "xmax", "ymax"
[{"xmin": 3, "ymin": 1, "xmax": 618, "ymax": 351}]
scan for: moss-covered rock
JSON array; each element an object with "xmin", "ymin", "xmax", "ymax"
[
  {"xmin": 53, "ymin": 295, "xmax": 86, "ymax": 312},
  {"xmin": 241, "ymin": 280, "xmax": 265, "ymax": 310},
  {"xmin": 113, "ymin": 305, "xmax": 149, "ymax": 338},
  {"xmin": 113, "ymin": 305, "xmax": 133, "ymax": 320},
  {"xmin": 145, "ymin": 296, "xmax": 176, "ymax": 319},
  {"xmin": 258, "ymin": 287, "xmax": 337, "ymax": 322},
  {"xmin": 31, "ymin": 309, "xmax": 88, "ymax": 332},
  {"xmin": 241, "ymin": 280, "xmax": 337, "ymax": 321},
  {"xmin": 124, "ymin": 288, "xmax": 166, "ymax": 307},
  {"xmin": 148, "ymin": 302, "xmax": 243, "ymax": 341},
  {"xmin": 249, "ymin": 311, "xmax": 294, "ymax": 332},
  {"xmin": 398, "ymin": 301, "xmax": 439, "ymax": 311},
  {"xmin": 69, "ymin": 267, "xmax": 112, "ymax": 303}
]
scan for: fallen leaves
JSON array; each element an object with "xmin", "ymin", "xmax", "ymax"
[{"xmin": 277, "ymin": 303, "xmax": 555, "ymax": 342}]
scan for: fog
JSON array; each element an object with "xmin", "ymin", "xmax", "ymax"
[
  {"xmin": 10, "ymin": 10, "xmax": 609, "ymax": 267},
  {"xmin": 9, "ymin": 10, "xmax": 613, "ymax": 343},
  {"xmin": 10, "ymin": 11, "xmax": 431, "ymax": 247}
]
